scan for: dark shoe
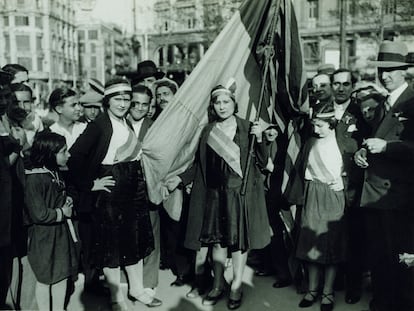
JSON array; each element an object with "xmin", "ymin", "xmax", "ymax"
[
  {"xmin": 170, "ymin": 275, "xmax": 189, "ymax": 287},
  {"xmin": 202, "ymin": 287, "xmax": 226, "ymax": 306},
  {"xmin": 345, "ymin": 290, "xmax": 361, "ymax": 304},
  {"xmin": 255, "ymin": 269, "xmax": 272, "ymax": 277},
  {"xmin": 299, "ymin": 290, "xmax": 319, "ymax": 308},
  {"xmin": 84, "ymin": 281, "xmax": 110, "ymax": 296},
  {"xmin": 272, "ymin": 278, "xmax": 292, "ymax": 288},
  {"xmin": 227, "ymin": 288, "xmax": 243, "ymax": 310},
  {"xmin": 127, "ymin": 292, "xmax": 162, "ymax": 308},
  {"xmin": 320, "ymin": 292, "xmax": 334, "ymax": 311}
]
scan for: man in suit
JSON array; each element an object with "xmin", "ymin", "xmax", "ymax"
[
  {"xmin": 331, "ymin": 68, "xmax": 369, "ymax": 304},
  {"xmin": 354, "ymin": 41, "xmax": 414, "ymax": 311}
]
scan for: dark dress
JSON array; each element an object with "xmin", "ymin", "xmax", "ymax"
[
  {"xmin": 25, "ymin": 170, "xmax": 78, "ymax": 285},
  {"xmin": 68, "ymin": 113, "xmax": 154, "ymax": 269},
  {"xmin": 180, "ymin": 117, "xmax": 271, "ymax": 252},
  {"xmin": 93, "ymin": 161, "xmax": 154, "ymax": 268}
]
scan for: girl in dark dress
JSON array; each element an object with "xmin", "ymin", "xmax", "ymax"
[
  {"xmin": 166, "ymin": 83, "xmax": 272, "ymax": 309},
  {"xmin": 25, "ymin": 131, "xmax": 78, "ymax": 311}
]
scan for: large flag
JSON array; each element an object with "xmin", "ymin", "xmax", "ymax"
[{"xmin": 141, "ymin": 0, "xmax": 308, "ymax": 209}]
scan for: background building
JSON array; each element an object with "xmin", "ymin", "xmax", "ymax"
[
  {"xmin": 0, "ymin": 0, "xmax": 78, "ymax": 102},
  {"xmin": 133, "ymin": 0, "xmax": 414, "ymax": 81}
]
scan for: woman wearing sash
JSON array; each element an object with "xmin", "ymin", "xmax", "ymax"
[
  {"xmin": 68, "ymin": 78, "xmax": 157, "ymax": 311},
  {"xmin": 166, "ymin": 83, "xmax": 271, "ymax": 309},
  {"xmin": 294, "ymin": 104, "xmax": 347, "ymax": 311}
]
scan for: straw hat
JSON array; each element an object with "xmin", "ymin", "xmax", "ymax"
[{"xmin": 370, "ymin": 41, "xmax": 410, "ymax": 68}]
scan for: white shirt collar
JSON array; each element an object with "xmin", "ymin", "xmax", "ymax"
[
  {"xmin": 334, "ymin": 99, "xmax": 351, "ymax": 120},
  {"xmin": 388, "ymin": 82, "xmax": 408, "ymax": 107}
]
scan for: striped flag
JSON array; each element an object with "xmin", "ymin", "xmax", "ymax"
[{"xmin": 141, "ymin": 0, "xmax": 308, "ymax": 206}]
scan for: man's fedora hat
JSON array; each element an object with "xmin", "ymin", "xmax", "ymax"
[
  {"xmin": 371, "ymin": 41, "xmax": 411, "ymax": 68},
  {"xmin": 119, "ymin": 60, "xmax": 165, "ymax": 82}
]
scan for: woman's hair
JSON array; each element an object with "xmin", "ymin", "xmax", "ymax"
[
  {"xmin": 311, "ymin": 103, "xmax": 338, "ymax": 129},
  {"xmin": 102, "ymin": 77, "xmax": 132, "ymax": 109},
  {"xmin": 48, "ymin": 88, "xmax": 77, "ymax": 112},
  {"xmin": 10, "ymin": 82, "xmax": 33, "ymax": 98},
  {"xmin": 30, "ymin": 131, "xmax": 66, "ymax": 170},
  {"xmin": 208, "ymin": 84, "xmax": 238, "ymax": 121}
]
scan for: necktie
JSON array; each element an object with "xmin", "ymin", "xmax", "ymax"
[{"xmin": 384, "ymin": 95, "xmax": 392, "ymax": 112}]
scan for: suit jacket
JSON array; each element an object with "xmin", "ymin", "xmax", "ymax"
[
  {"xmin": 335, "ymin": 100, "xmax": 370, "ymax": 207},
  {"xmin": 0, "ymin": 135, "xmax": 21, "ymax": 247},
  {"xmin": 360, "ymin": 86, "xmax": 414, "ymax": 210},
  {"xmin": 67, "ymin": 113, "xmax": 147, "ymax": 213}
]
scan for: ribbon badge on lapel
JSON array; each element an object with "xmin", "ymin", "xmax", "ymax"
[{"xmin": 207, "ymin": 126, "xmax": 243, "ymax": 178}]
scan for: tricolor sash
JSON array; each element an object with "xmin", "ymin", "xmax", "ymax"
[
  {"xmin": 207, "ymin": 126, "xmax": 243, "ymax": 178},
  {"xmin": 114, "ymin": 126, "xmax": 142, "ymax": 163}
]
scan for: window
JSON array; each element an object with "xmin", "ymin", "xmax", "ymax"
[
  {"xmin": 36, "ymin": 36, "xmax": 42, "ymax": 50},
  {"xmin": 308, "ymin": 0, "xmax": 319, "ymax": 19},
  {"xmin": 91, "ymin": 56, "xmax": 97, "ymax": 67},
  {"xmin": 303, "ymin": 41, "xmax": 319, "ymax": 64},
  {"xmin": 164, "ymin": 21, "xmax": 169, "ymax": 31},
  {"xmin": 3, "ymin": 16, "xmax": 9, "ymax": 26},
  {"xmin": 16, "ymin": 35, "xmax": 31, "ymax": 50},
  {"xmin": 37, "ymin": 58, "xmax": 43, "ymax": 71},
  {"xmin": 78, "ymin": 30, "xmax": 85, "ymax": 40},
  {"xmin": 90, "ymin": 43, "xmax": 96, "ymax": 53},
  {"xmin": 17, "ymin": 57, "xmax": 32, "ymax": 70},
  {"xmin": 17, "ymin": 0, "xmax": 25, "ymax": 7},
  {"xmin": 4, "ymin": 34, "xmax": 10, "ymax": 52},
  {"xmin": 15, "ymin": 15, "xmax": 29, "ymax": 26},
  {"xmin": 35, "ymin": 16, "xmax": 42, "ymax": 28},
  {"xmin": 88, "ymin": 30, "xmax": 98, "ymax": 40},
  {"xmin": 90, "ymin": 70, "xmax": 97, "ymax": 79},
  {"xmin": 188, "ymin": 17, "xmax": 195, "ymax": 29}
]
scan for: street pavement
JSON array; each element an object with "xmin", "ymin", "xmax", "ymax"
[{"xmin": 65, "ymin": 265, "xmax": 370, "ymax": 311}]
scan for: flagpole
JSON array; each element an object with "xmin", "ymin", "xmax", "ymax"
[{"xmin": 241, "ymin": 0, "xmax": 281, "ymax": 196}]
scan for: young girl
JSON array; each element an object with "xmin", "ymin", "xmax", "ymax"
[
  {"xmin": 294, "ymin": 104, "xmax": 347, "ymax": 311},
  {"xmin": 25, "ymin": 131, "xmax": 78, "ymax": 311}
]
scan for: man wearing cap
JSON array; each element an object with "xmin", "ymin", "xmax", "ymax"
[
  {"xmin": 354, "ymin": 41, "xmax": 414, "ymax": 311},
  {"xmin": 79, "ymin": 90, "xmax": 102, "ymax": 123}
]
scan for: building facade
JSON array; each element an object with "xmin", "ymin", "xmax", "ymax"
[
  {"xmin": 294, "ymin": 0, "xmax": 414, "ymax": 77},
  {"xmin": 135, "ymin": 0, "xmax": 414, "ymax": 81},
  {"xmin": 0, "ymin": 0, "xmax": 78, "ymax": 98},
  {"xmin": 77, "ymin": 23, "xmax": 134, "ymax": 86}
]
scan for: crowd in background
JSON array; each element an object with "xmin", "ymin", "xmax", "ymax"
[{"xmin": 0, "ymin": 40, "xmax": 413, "ymax": 311}]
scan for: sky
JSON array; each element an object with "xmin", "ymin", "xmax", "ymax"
[
  {"xmin": 89, "ymin": 0, "xmax": 156, "ymax": 34},
  {"xmin": 90, "ymin": 0, "xmax": 134, "ymax": 33}
]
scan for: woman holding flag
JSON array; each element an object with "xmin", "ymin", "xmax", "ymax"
[
  {"xmin": 166, "ymin": 82, "xmax": 272, "ymax": 309},
  {"xmin": 68, "ymin": 78, "xmax": 157, "ymax": 311}
]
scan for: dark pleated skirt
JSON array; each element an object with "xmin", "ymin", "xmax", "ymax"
[
  {"xmin": 92, "ymin": 161, "xmax": 154, "ymax": 268},
  {"xmin": 296, "ymin": 180, "xmax": 347, "ymax": 264},
  {"xmin": 200, "ymin": 187, "xmax": 248, "ymax": 251}
]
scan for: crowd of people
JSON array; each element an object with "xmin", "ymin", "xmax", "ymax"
[{"xmin": 0, "ymin": 39, "xmax": 413, "ymax": 311}]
